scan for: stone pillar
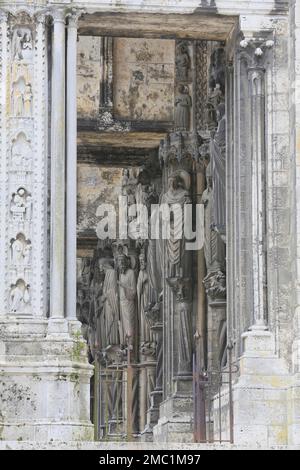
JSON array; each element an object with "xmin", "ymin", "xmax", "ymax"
[
  {"xmin": 66, "ymin": 12, "xmax": 82, "ymax": 325},
  {"xmin": 0, "ymin": 7, "xmax": 93, "ymax": 443},
  {"xmin": 222, "ymin": 36, "xmax": 290, "ymax": 447},
  {"xmin": 49, "ymin": 9, "xmax": 66, "ymax": 326}
]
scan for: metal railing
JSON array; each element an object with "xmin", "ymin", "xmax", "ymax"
[
  {"xmin": 193, "ymin": 345, "xmax": 239, "ymax": 444},
  {"xmin": 93, "ymin": 347, "xmax": 136, "ymax": 441}
]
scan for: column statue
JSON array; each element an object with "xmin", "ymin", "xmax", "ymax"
[
  {"xmin": 118, "ymin": 255, "xmax": 137, "ymax": 346},
  {"xmin": 161, "ymin": 170, "xmax": 192, "ymax": 277},
  {"xmin": 210, "ymin": 102, "xmax": 226, "ymax": 238}
]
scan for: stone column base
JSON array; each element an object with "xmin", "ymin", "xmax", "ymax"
[
  {"xmin": 214, "ymin": 328, "xmax": 291, "ymax": 447},
  {"xmin": 0, "ymin": 317, "xmax": 94, "ymax": 442},
  {"xmin": 153, "ymin": 378, "xmax": 194, "ymax": 443}
]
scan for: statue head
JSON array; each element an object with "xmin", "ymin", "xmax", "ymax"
[
  {"xmin": 178, "ymin": 84, "xmax": 187, "ymax": 94},
  {"xmin": 173, "ymin": 175, "xmax": 185, "ymax": 190},
  {"xmin": 17, "ymin": 188, "xmax": 25, "ymax": 197}
]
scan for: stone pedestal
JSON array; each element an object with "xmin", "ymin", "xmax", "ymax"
[
  {"xmin": 0, "ymin": 318, "xmax": 94, "ymax": 442},
  {"xmin": 140, "ymin": 390, "xmax": 163, "ymax": 442},
  {"xmin": 153, "ymin": 377, "xmax": 194, "ymax": 443},
  {"xmin": 214, "ymin": 329, "xmax": 290, "ymax": 447}
]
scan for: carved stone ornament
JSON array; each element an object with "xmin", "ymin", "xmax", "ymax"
[
  {"xmin": 167, "ymin": 276, "xmax": 192, "ymax": 302},
  {"xmin": 239, "ymin": 36, "xmax": 274, "ymax": 68},
  {"xmin": 203, "ymin": 270, "xmax": 226, "ymax": 300}
]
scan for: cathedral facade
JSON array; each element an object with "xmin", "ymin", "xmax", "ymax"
[{"xmin": 0, "ymin": 0, "xmax": 299, "ymax": 449}]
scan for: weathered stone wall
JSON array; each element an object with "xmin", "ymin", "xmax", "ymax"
[
  {"xmin": 77, "ymin": 36, "xmax": 101, "ymax": 118},
  {"xmin": 77, "ymin": 164, "xmax": 123, "ymax": 235},
  {"xmin": 114, "ymin": 38, "xmax": 175, "ymax": 122},
  {"xmin": 77, "ymin": 36, "xmax": 175, "ymax": 122}
]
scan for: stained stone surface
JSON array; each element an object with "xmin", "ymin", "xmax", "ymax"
[
  {"xmin": 0, "ymin": 0, "xmax": 299, "ymax": 450},
  {"xmin": 113, "ymin": 38, "xmax": 175, "ymax": 121},
  {"xmin": 77, "ymin": 36, "xmax": 101, "ymax": 118}
]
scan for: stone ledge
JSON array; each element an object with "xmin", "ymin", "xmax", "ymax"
[{"xmin": 0, "ymin": 441, "xmax": 298, "ymax": 451}]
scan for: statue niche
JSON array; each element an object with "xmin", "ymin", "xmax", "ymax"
[
  {"xmin": 10, "ymin": 188, "xmax": 32, "ymax": 222},
  {"xmin": 10, "ymin": 279, "xmax": 30, "ymax": 314},
  {"xmin": 11, "ymin": 77, "xmax": 33, "ymax": 117},
  {"xmin": 10, "ymin": 233, "xmax": 31, "ymax": 267},
  {"xmin": 12, "ymin": 28, "xmax": 33, "ymax": 62},
  {"xmin": 11, "ymin": 132, "xmax": 32, "ymax": 170}
]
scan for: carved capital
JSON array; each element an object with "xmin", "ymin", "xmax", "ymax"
[
  {"xmin": 203, "ymin": 270, "xmax": 226, "ymax": 300},
  {"xmin": 49, "ymin": 8, "xmax": 67, "ymax": 24},
  {"xmin": 67, "ymin": 8, "xmax": 86, "ymax": 29},
  {"xmin": 140, "ymin": 341, "xmax": 156, "ymax": 358},
  {"xmin": 239, "ymin": 36, "xmax": 274, "ymax": 70},
  {"xmin": 167, "ymin": 276, "xmax": 192, "ymax": 302},
  {"xmin": 145, "ymin": 301, "xmax": 162, "ymax": 328}
]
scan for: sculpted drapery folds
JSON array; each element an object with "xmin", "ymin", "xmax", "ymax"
[
  {"xmin": 99, "ymin": 260, "xmax": 120, "ymax": 348},
  {"xmin": 202, "ymin": 162, "xmax": 226, "ymax": 275},
  {"xmin": 118, "ymin": 254, "xmax": 137, "ymax": 346},
  {"xmin": 161, "ymin": 170, "xmax": 192, "ymax": 277},
  {"xmin": 210, "ymin": 102, "xmax": 226, "ymax": 238},
  {"xmin": 175, "ymin": 85, "xmax": 192, "ymax": 130}
]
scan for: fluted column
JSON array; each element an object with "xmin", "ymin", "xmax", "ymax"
[{"xmin": 50, "ymin": 10, "xmax": 66, "ymax": 320}]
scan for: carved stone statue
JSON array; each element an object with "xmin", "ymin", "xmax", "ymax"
[
  {"xmin": 11, "ymin": 132, "xmax": 31, "ymax": 168},
  {"xmin": 13, "ymin": 29, "xmax": 33, "ymax": 61},
  {"xmin": 161, "ymin": 171, "xmax": 192, "ymax": 276},
  {"xmin": 23, "ymin": 83, "xmax": 33, "ymax": 116},
  {"xmin": 118, "ymin": 255, "xmax": 137, "ymax": 345},
  {"xmin": 201, "ymin": 162, "xmax": 225, "ymax": 274},
  {"xmin": 177, "ymin": 301, "xmax": 193, "ymax": 376},
  {"xmin": 210, "ymin": 103, "xmax": 226, "ymax": 237},
  {"xmin": 137, "ymin": 253, "xmax": 153, "ymax": 345},
  {"xmin": 10, "ymin": 188, "xmax": 32, "ymax": 222},
  {"xmin": 176, "ymin": 42, "xmax": 190, "ymax": 82},
  {"xmin": 10, "ymin": 234, "xmax": 31, "ymax": 266},
  {"xmin": 175, "ymin": 85, "xmax": 192, "ymax": 130},
  {"xmin": 10, "ymin": 279, "xmax": 30, "ymax": 313},
  {"xmin": 100, "ymin": 260, "xmax": 120, "ymax": 348}
]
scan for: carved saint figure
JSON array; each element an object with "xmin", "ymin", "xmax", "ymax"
[
  {"xmin": 177, "ymin": 301, "xmax": 193, "ymax": 376},
  {"xmin": 210, "ymin": 103, "xmax": 226, "ymax": 237},
  {"xmin": 100, "ymin": 260, "xmax": 120, "ymax": 348},
  {"xmin": 10, "ymin": 234, "xmax": 31, "ymax": 266},
  {"xmin": 161, "ymin": 171, "xmax": 191, "ymax": 276},
  {"xmin": 12, "ymin": 132, "xmax": 31, "ymax": 168},
  {"xmin": 23, "ymin": 84, "xmax": 33, "ymax": 116},
  {"xmin": 12, "ymin": 80, "xmax": 24, "ymax": 116},
  {"xmin": 10, "ymin": 279, "xmax": 30, "ymax": 313},
  {"xmin": 13, "ymin": 29, "xmax": 32, "ymax": 61},
  {"xmin": 10, "ymin": 188, "xmax": 31, "ymax": 222},
  {"xmin": 137, "ymin": 253, "xmax": 153, "ymax": 344},
  {"xmin": 118, "ymin": 255, "xmax": 137, "ymax": 345},
  {"xmin": 175, "ymin": 85, "xmax": 192, "ymax": 130},
  {"xmin": 176, "ymin": 42, "xmax": 190, "ymax": 82},
  {"xmin": 11, "ymin": 78, "xmax": 32, "ymax": 117},
  {"xmin": 201, "ymin": 162, "xmax": 225, "ymax": 274}
]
